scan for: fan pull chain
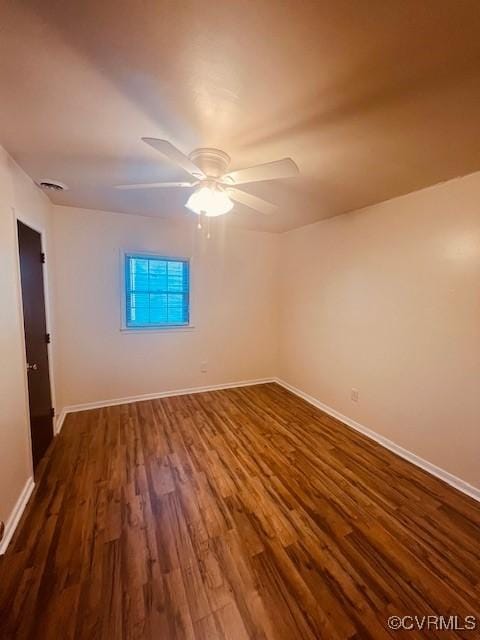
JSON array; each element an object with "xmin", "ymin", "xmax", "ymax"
[{"xmin": 196, "ymin": 212, "xmax": 212, "ymax": 239}]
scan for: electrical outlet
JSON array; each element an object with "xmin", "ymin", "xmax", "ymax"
[
  {"xmin": 351, "ymin": 388, "xmax": 359, "ymax": 402},
  {"xmin": 201, "ymin": 361, "xmax": 208, "ymax": 373}
]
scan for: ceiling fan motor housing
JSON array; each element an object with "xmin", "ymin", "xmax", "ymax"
[{"xmin": 189, "ymin": 148, "xmax": 231, "ymax": 179}]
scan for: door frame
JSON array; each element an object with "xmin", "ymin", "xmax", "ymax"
[{"xmin": 13, "ymin": 207, "xmax": 58, "ymax": 475}]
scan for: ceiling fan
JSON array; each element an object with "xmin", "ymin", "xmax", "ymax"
[{"xmin": 115, "ymin": 138, "xmax": 299, "ymax": 217}]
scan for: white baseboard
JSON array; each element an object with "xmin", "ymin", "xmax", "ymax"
[
  {"xmin": 275, "ymin": 378, "xmax": 480, "ymax": 503},
  {"xmin": 0, "ymin": 476, "xmax": 35, "ymax": 555},
  {"xmin": 55, "ymin": 377, "xmax": 276, "ymax": 433},
  {"xmin": 55, "ymin": 410, "xmax": 67, "ymax": 435}
]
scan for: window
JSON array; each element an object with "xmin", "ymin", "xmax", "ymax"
[{"xmin": 124, "ymin": 254, "xmax": 190, "ymax": 328}]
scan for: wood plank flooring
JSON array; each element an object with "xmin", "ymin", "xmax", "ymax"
[{"xmin": 1, "ymin": 382, "xmax": 479, "ymax": 639}]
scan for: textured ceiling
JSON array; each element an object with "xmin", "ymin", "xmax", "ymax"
[{"xmin": 1, "ymin": 1, "xmax": 480, "ymax": 231}]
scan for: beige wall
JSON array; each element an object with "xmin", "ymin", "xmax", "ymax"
[
  {"xmin": 279, "ymin": 172, "xmax": 480, "ymax": 489},
  {"xmin": 0, "ymin": 146, "xmax": 54, "ymax": 533},
  {"xmin": 52, "ymin": 206, "xmax": 279, "ymax": 409}
]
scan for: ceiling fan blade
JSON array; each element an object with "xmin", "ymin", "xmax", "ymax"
[
  {"xmin": 227, "ymin": 187, "xmax": 278, "ymax": 215},
  {"xmin": 115, "ymin": 181, "xmax": 194, "ymax": 190},
  {"xmin": 222, "ymin": 157, "xmax": 298, "ymax": 185},
  {"xmin": 142, "ymin": 138, "xmax": 206, "ymax": 179}
]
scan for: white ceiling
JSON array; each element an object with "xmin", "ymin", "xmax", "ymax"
[{"xmin": 1, "ymin": 1, "xmax": 480, "ymax": 231}]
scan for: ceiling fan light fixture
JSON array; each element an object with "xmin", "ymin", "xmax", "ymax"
[
  {"xmin": 117, "ymin": 139, "xmax": 299, "ymax": 217},
  {"xmin": 185, "ymin": 183, "xmax": 233, "ymax": 217}
]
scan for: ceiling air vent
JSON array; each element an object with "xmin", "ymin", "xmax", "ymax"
[{"xmin": 38, "ymin": 179, "xmax": 68, "ymax": 192}]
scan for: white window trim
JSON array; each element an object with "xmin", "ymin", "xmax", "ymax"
[{"xmin": 120, "ymin": 250, "xmax": 195, "ymax": 333}]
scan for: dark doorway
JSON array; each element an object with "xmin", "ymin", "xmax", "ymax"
[{"xmin": 17, "ymin": 220, "xmax": 54, "ymax": 470}]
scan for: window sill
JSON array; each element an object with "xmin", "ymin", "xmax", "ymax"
[{"xmin": 120, "ymin": 325, "xmax": 196, "ymax": 334}]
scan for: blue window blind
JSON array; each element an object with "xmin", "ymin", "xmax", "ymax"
[{"xmin": 125, "ymin": 254, "xmax": 190, "ymax": 328}]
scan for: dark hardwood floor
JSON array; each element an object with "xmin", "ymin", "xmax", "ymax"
[{"xmin": 1, "ymin": 383, "xmax": 479, "ymax": 639}]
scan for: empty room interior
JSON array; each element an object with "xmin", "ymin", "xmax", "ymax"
[{"xmin": 1, "ymin": 2, "xmax": 480, "ymax": 638}]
